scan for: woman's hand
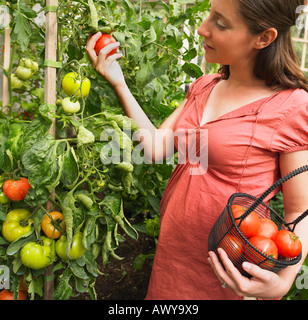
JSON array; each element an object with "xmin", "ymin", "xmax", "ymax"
[
  {"xmin": 86, "ymin": 32, "xmax": 125, "ymax": 89},
  {"xmin": 208, "ymin": 248, "xmax": 291, "ymax": 299}
]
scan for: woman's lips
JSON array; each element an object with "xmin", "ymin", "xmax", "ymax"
[{"xmin": 204, "ymin": 42, "xmax": 214, "ymax": 50}]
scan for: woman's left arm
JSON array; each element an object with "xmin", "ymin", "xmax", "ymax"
[{"xmin": 208, "ymin": 150, "xmax": 308, "ymax": 299}]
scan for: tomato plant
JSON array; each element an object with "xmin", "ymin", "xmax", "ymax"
[
  {"xmin": 273, "ymin": 230, "xmax": 302, "ymax": 258},
  {"xmin": 0, "ymin": 0, "xmax": 209, "ymax": 300}
]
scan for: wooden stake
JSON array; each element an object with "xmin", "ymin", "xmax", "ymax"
[
  {"xmin": 2, "ymin": 3, "xmax": 11, "ymax": 113},
  {"xmin": 44, "ymin": 0, "xmax": 58, "ymax": 301}
]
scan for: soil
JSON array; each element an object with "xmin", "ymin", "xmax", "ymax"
[{"xmin": 76, "ymin": 232, "xmax": 155, "ymax": 300}]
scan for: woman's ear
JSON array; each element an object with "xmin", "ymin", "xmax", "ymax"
[{"xmin": 255, "ymin": 28, "xmax": 278, "ymax": 49}]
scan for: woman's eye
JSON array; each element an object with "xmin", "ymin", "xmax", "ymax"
[{"xmin": 215, "ymin": 20, "xmax": 226, "ymax": 30}]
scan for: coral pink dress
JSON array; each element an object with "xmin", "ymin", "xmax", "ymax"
[{"xmin": 145, "ymin": 74, "xmax": 308, "ymax": 300}]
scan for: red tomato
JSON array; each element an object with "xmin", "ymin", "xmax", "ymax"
[
  {"xmin": 273, "ymin": 230, "xmax": 302, "ymax": 258},
  {"xmin": 0, "ymin": 289, "xmax": 27, "ymax": 300},
  {"xmin": 94, "ymin": 34, "xmax": 117, "ymax": 57},
  {"xmin": 245, "ymin": 235, "xmax": 278, "ymax": 267},
  {"xmin": 232, "ymin": 205, "xmax": 261, "ymax": 238},
  {"xmin": 257, "ymin": 219, "xmax": 278, "ymax": 239},
  {"xmin": 218, "ymin": 234, "xmax": 244, "ymax": 264},
  {"xmin": 3, "ymin": 177, "xmax": 31, "ymax": 201}
]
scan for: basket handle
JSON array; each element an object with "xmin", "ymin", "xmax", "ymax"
[
  {"xmin": 238, "ymin": 165, "xmax": 308, "ymax": 222},
  {"xmin": 285, "ymin": 208, "xmax": 308, "ymax": 232}
]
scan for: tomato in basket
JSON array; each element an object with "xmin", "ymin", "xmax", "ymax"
[
  {"xmin": 273, "ymin": 230, "xmax": 302, "ymax": 258},
  {"xmin": 231, "ymin": 205, "xmax": 261, "ymax": 238},
  {"xmin": 218, "ymin": 234, "xmax": 244, "ymax": 263},
  {"xmin": 245, "ymin": 235, "xmax": 278, "ymax": 267},
  {"xmin": 257, "ymin": 218, "xmax": 278, "ymax": 239}
]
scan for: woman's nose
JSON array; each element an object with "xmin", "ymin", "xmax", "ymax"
[{"xmin": 197, "ymin": 18, "xmax": 211, "ymax": 38}]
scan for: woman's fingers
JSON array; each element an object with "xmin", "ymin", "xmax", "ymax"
[
  {"xmin": 97, "ymin": 42, "xmax": 121, "ymax": 59},
  {"xmin": 86, "ymin": 32, "xmax": 102, "ymax": 62}
]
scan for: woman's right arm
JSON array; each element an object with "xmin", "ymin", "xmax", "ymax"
[{"xmin": 86, "ymin": 32, "xmax": 187, "ymax": 162}]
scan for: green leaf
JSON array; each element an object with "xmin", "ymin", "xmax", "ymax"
[
  {"xmin": 182, "ymin": 62, "xmax": 204, "ymax": 78},
  {"xmin": 147, "ymin": 193, "xmax": 161, "ymax": 213},
  {"xmin": 142, "ymin": 26, "xmax": 157, "ymax": 47},
  {"xmin": 11, "ymin": 8, "xmax": 32, "ymax": 51},
  {"xmin": 69, "ymin": 260, "xmax": 89, "ymax": 280},
  {"xmin": 6, "ymin": 233, "xmax": 36, "ymax": 256},
  {"xmin": 133, "ymin": 253, "xmax": 148, "ymax": 270},
  {"xmin": 60, "ymin": 145, "xmax": 79, "ymax": 189},
  {"xmin": 22, "ymin": 134, "xmax": 59, "ymax": 188},
  {"xmin": 61, "ymin": 193, "xmax": 75, "ymax": 256},
  {"xmin": 182, "ymin": 47, "xmax": 197, "ymax": 61},
  {"xmin": 54, "ymin": 268, "xmax": 73, "ymax": 300},
  {"xmin": 19, "ymin": 0, "xmax": 37, "ymax": 18},
  {"xmin": 75, "ymin": 193, "xmax": 93, "ymax": 210},
  {"xmin": 136, "ymin": 63, "xmax": 155, "ymax": 87},
  {"xmin": 119, "ymin": 0, "xmax": 136, "ymax": 21},
  {"xmin": 21, "ymin": 116, "xmax": 52, "ymax": 153},
  {"xmin": 102, "ymin": 193, "xmax": 122, "ymax": 216}
]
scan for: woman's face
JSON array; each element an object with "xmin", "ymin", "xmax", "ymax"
[{"xmin": 198, "ymin": 0, "xmax": 260, "ymax": 68}]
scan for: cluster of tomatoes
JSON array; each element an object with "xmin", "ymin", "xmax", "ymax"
[
  {"xmin": 0, "ymin": 178, "xmax": 85, "ymax": 275},
  {"xmin": 219, "ymin": 205, "xmax": 302, "ymax": 269},
  {"xmin": 60, "ymin": 72, "xmax": 91, "ymax": 114},
  {"xmin": 11, "ymin": 58, "xmax": 39, "ymax": 93}
]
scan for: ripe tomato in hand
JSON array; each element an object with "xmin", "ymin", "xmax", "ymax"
[
  {"xmin": 94, "ymin": 33, "xmax": 117, "ymax": 57},
  {"xmin": 3, "ymin": 177, "xmax": 31, "ymax": 201},
  {"xmin": 0, "ymin": 290, "xmax": 27, "ymax": 300},
  {"xmin": 232, "ymin": 205, "xmax": 261, "ymax": 238},
  {"xmin": 42, "ymin": 211, "xmax": 66, "ymax": 239},
  {"xmin": 218, "ymin": 234, "xmax": 244, "ymax": 264},
  {"xmin": 273, "ymin": 230, "xmax": 302, "ymax": 258},
  {"xmin": 257, "ymin": 218, "xmax": 278, "ymax": 239}
]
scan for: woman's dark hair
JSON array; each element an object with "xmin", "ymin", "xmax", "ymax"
[{"xmin": 219, "ymin": 0, "xmax": 308, "ymax": 92}]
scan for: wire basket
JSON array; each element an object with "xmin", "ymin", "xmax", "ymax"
[{"xmin": 208, "ymin": 165, "xmax": 308, "ymax": 277}]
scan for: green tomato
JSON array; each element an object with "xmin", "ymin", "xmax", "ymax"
[
  {"xmin": 62, "ymin": 72, "xmax": 91, "ymax": 98},
  {"xmin": 62, "ymin": 97, "xmax": 81, "ymax": 114},
  {"xmin": 20, "ymin": 236, "xmax": 55, "ymax": 270},
  {"xmin": 19, "ymin": 58, "xmax": 38, "ymax": 73},
  {"xmin": 170, "ymin": 100, "xmax": 180, "ymax": 108},
  {"xmin": 55, "ymin": 232, "xmax": 86, "ymax": 260},
  {"xmin": 16, "ymin": 66, "xmax": 33, "ymax": 81},
  {"xmin": 2, "ymin": 209, "xmax": 33, "ymax": 242},
  {"xmin": 0, "ymin": 191, "xmax": 9, "ymax": 205},
  {"xmin": 11, "ymin": 74, "xmax": 29, "ymax": 93}
]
